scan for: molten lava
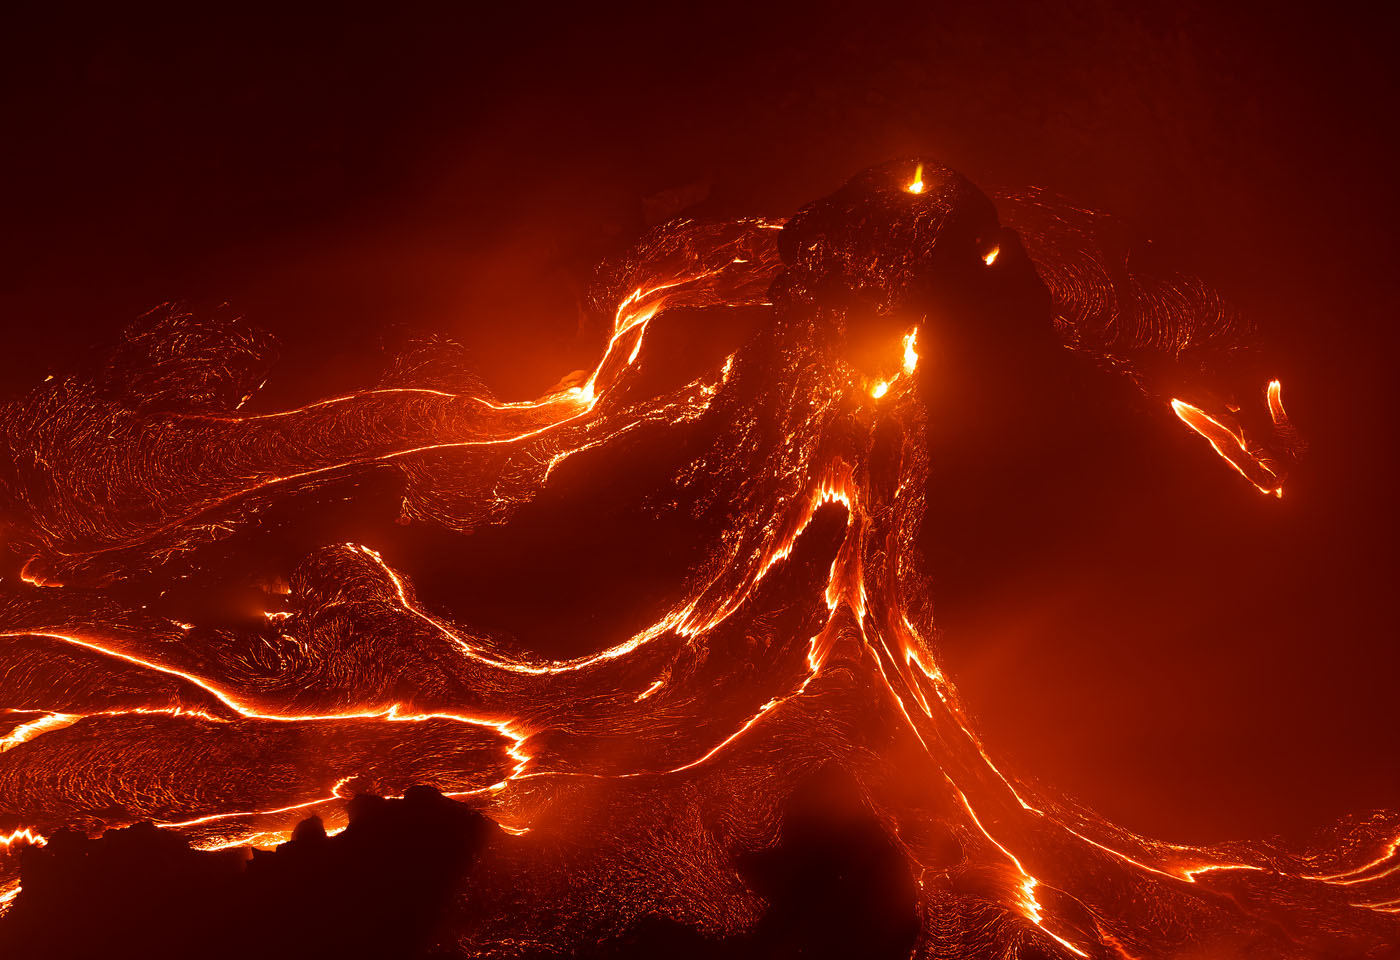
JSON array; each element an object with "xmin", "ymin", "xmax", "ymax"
[
  {"xmin": 0, "ymin": 160, "xmax": 1388, "ymax": 958},
  {"xmin": 1171, "ymin": 386, "xmax": 1287, "ymax": 497}
]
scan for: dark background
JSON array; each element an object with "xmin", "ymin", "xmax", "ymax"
[{"xmin": 1, "ymin": 2, "xmax": 1395, "ymax": 846}]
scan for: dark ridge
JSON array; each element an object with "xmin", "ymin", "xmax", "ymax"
[
  {"xmin": 0, "ymin": 786, "xmax": 501, "ymax": 960},
  {"xmin": 4, "ymin": 768, "xmax": 935, "ymax": 960}
]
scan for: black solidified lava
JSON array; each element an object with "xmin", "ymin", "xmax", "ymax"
[{"xmin": 0, "ymin": 787, "xmax": 499, "ymax": 960}]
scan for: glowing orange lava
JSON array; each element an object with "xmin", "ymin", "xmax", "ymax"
[
  {"xmin": 1171, "ymin": 388, "xmax": 1285, "ymax": 496},
  {"xmin": 0, "ymin": 162, "xmax": 1387, "ymax": 959}
]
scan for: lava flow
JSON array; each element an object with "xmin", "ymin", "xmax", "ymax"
[{"xmin": 0, "ymin": 160, "xmax": 1391, "ymax": 958}]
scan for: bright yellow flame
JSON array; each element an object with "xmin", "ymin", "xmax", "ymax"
[
  {"xmin": 901, "ymin": 328, "xmax": 919, "ymax": 376},
  {"xmin": 983, "ymin": 245, "xmax": 1000, "ymax": 266},
  {"xmin": 870, "ymin": 380, "xmax": 890, "ymax": 399},
  {"xmin": 907, "ymin": 163, "xmax": 924, "ymax": 194}
]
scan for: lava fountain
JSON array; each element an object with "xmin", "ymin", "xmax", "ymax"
[{"xmin": 0, "ymin": 161, "xmax": 1392, "ymax": 958}]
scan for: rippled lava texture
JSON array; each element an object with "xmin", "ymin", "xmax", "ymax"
[{"xmin": 0, "ymin": 162, "xmax": 1394, "ymax": 959}]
